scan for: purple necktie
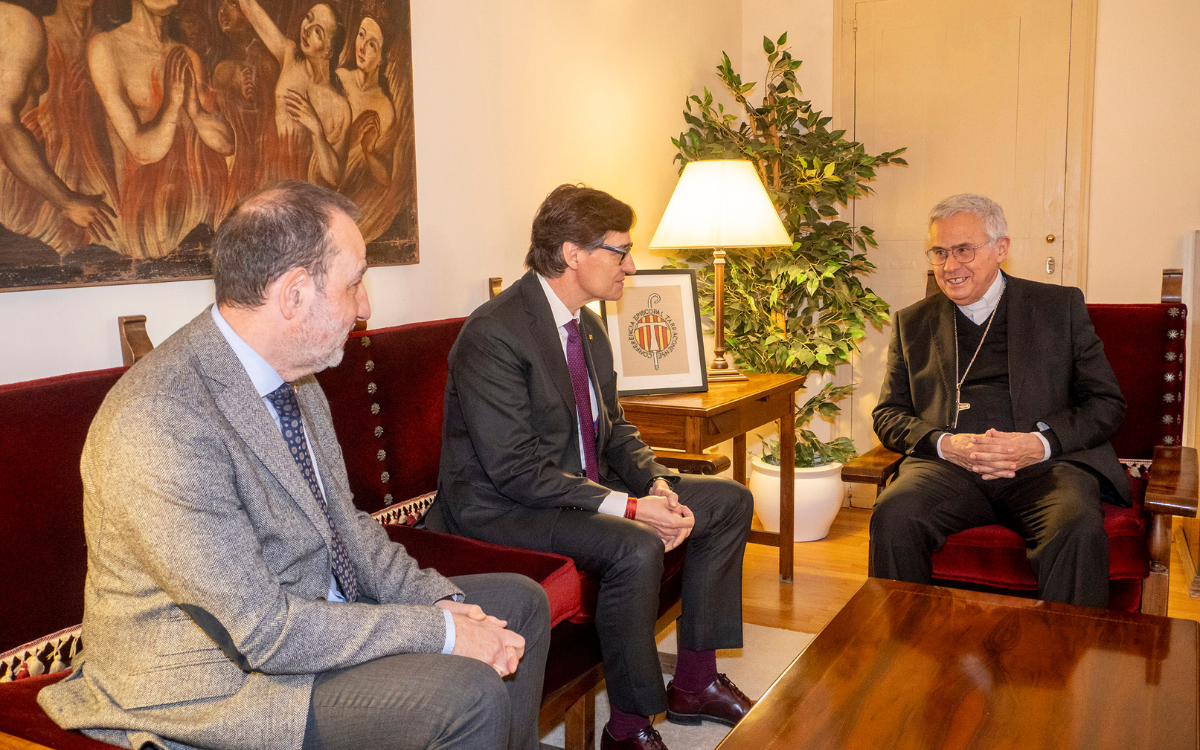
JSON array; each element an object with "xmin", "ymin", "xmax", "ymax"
[
  {"xmin": 266, "ymin": 383, "xmax": 359, "ymax": 602},
  {"xmin": 565, "ymin": 319, "xmax": 599, "ymax": 483}
]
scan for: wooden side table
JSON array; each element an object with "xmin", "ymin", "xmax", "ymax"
[{"xmin": 619, "ymin": 373, "xmax": 805, "ymax": 582}]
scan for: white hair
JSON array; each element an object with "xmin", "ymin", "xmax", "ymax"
[{"xmin": 928, "ymin": 194, "xmax": 1008, "ymax": 242}]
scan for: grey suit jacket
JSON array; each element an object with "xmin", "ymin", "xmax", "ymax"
[
  {"xmin": 430, "ymin": 271, "xmax": 672, "ymax": 548},
  {"xmin": 873, "ymin": 273, "xmax": 1131, "ymax": 505},
  {"xmin": 38, "ymin": 310, "xmax": 461, "ymax": 750}
]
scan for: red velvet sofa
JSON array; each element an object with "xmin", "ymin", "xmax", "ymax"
[
  {"xmin": 0, "ymin": 316, "xmax": 684, "ymax": 750},
  {"xmin": 841, "ymin": 294, "xmax": 1199, "ymax": 614}
]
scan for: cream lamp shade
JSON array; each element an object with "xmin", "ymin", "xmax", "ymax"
[{"xmin": 648, "ymin": 160, "xmax": 791, "ymax": 250}]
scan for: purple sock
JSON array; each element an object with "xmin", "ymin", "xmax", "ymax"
[
  {"xmin": 673, "ymin": 648, "xmax": 718, "ymax": 692},
  {"xmin": 607, "ymin": 706, "xmax": 651, "ymax": 740}
]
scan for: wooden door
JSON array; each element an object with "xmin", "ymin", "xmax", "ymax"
[{"xmin": 841, "ymin": 0, "xmax": 1078, "ymax": 458}]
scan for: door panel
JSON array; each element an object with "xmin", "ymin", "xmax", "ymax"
[{"xmin": 846, "ymin": 0, "xmax": 1073, "ymax": 456}]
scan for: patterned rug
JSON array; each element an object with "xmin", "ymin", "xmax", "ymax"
[{"xmin": 541, "ymin": 623, "xmax": 816, "ymax": 750}]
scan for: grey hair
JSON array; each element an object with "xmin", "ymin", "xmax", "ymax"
[
  {"xmin": 213, "ymin": 181, "xmax": 360, "ymax": 308},
  {"xmin": 928, "ymin": 194, "xmax": 1008, "ymax": 242}
]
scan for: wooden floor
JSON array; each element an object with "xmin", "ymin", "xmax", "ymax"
[{"xmin": 742, "ymin": 508, "xmax": 1200, "ymax": 634}]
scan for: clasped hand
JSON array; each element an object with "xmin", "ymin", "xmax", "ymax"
[
  {"xmin": 435, "ymin": 600, "xmax": 525, "ymax": 676},
  {"xmin": 633, "ymin": 479, "xmax": 694, "ymax": 551},
  {"xmin": 941, "ymin": 428, "xmax": 1045, "ymax": 480}
]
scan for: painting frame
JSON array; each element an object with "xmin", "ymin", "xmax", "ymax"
[{"xmin": 600, "ymin": 268, "xmax": 708, "ymax": 396}]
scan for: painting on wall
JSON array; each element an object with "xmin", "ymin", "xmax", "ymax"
[{"xmin": 0, "ymin": 0, "xmax": 418, "ymax": 292}]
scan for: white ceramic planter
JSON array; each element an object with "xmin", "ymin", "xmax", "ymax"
[{"xmin": 748, "ymin": 455, "xmax": 844, "ymax": 542}]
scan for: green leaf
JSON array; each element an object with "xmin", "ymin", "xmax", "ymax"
[
  {"xmin": 763, "ymin": 36, "xmax": 775, "ymax": 54},
  {"xmin": 777, "ymin": 31, "xmax": 787, "ymax": 46}
]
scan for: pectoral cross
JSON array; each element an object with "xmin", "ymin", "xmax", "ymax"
[{"xmin": 952, "ymin": 388, "xmax": 970, "ymax": 428}]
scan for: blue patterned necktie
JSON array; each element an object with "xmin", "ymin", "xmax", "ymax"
[
  {"xmin": 565, "ymin": 319, "xmax": 600, "ymax": 483},
  {"xmin": 265, "ymin": 383, "xmax": 359, "ymax": 602}
]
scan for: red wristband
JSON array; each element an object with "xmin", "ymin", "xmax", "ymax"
[{"xmin": 624, "ymin": 497, "xmax": 638, "ymax": 520}]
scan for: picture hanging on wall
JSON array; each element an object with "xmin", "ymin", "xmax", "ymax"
[
  {"xmin": 0, "ymin": 0, "xmax": 419, "ymax": 292},
  {"xmin": 600, "ymin": 268, "xmax": 709, "ymax": 396}
]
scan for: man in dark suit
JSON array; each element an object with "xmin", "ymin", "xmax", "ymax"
[
  {"xmin": 870, "ymin": 193, "xmax": 1129, "ymax": 608},
  {"xmin": 426, "ymin": 184, "xmax": 755, "ymax": 750},
  {"xmin": 39, "ymin": 181, "xmax": 550, "ymax": 750}
]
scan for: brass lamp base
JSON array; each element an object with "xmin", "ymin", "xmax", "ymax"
[{"xmin": 707, "ymin": 366, "xmax": 749, "ymax": 382}]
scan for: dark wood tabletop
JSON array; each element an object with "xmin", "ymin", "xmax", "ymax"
[{"xmin": 719, "ymin": 579, "xmax": 1199, "ymax": 750}]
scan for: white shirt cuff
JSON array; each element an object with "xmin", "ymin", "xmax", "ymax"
[
  {"xmin": 441, "ymin": 608, "xmax": 455, "ymax": 655},
  {"xmin": 1033, "ymin": 431, "xmax": 1052, "ymax": 461},
  {"xmin": 597, "ymin": 491, "xmax": 630, "ymax": 516},
  {"xmin": 936, "ymin": 432, "xmax": 948, "ymax": 460}
]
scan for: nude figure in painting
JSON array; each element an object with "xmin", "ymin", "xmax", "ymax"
[
  {"xmin": 334, "ymin": 13, "xmax": 405, "ymax": 242},
  {"xmin": 88, "ymin": 0, "xmax": 235, "ymax": 258},
  {"xmin": 211, "ymin": 0, "xmax": 279, "ymax": 197},
  {"xmin": 0, "ymin": 1, "xmax": 117, "ymax": 257},
  {"xmin": 236, "ymin": 0, "xmax": 351, "ymax": 188}
]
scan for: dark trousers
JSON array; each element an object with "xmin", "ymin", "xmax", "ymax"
[
  {"xmin": 303, "ymin": 573, "xmax": 550, "ymax": 750},
  {"xmin": 869, "ymin": 457, "xmax": 1109, "ymax": 608},
  {"xmin": 547, "ymin": 474, "xmax": 753, "ymax": 716}
]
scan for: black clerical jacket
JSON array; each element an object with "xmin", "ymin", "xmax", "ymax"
[{"xmin": 873, "ymin": 273, "xmax": 1131, "ymax": 505}]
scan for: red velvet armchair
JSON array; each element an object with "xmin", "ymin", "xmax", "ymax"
[{"xmin": 841, "ymin": 273, "xmax": 1199, "ymax": 615}]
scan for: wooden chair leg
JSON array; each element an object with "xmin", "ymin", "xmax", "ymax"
[
  {"xmin": 1141, "ymin": 512, "xmax": 1173, "ymax": 617},
  {"xmin": 564, "ymin": 687, "xmax": 596, "ymax": 750}
]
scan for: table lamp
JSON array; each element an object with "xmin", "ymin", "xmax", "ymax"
[{"xmin": 648, "ymin": 159, "xmax": 791, "ymax": 382}]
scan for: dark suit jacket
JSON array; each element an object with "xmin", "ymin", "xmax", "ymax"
[
  {"xmin": 873, "ymin": 273, "xmax": 1131, "ymax": 505},
  {"xmin": 432, "ymin": 271, "xmax": 672, "ymax": 546}
]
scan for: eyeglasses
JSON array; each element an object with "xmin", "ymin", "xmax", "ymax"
[
  {"xmin": 925, "ymin": 240, "xmax": 991, "ymax": 266},
  {"xmin": 597, "ymin": 243, "xmax": 632, "ymax": 262}
]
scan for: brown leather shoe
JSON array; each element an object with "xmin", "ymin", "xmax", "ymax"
[
  {"xmin": 600, "ymin": 725, "xmax": 668, "ymax": 750},
  {"xmin": 665, "ymin": 673, "xmax": 753, "ymax": 727}
]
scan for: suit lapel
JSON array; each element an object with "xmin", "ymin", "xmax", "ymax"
[
  {"xmin": 519, "ymin": 272, "xmax": 578, "ymax": 411},
  {"xmin": 928, "ymin": 294, "xmax": 958, "ymax": 427},
  {"xmin": 1005, "ymin": 274, "xmax": 1031, "ymax": 416},
  {"xmin": 190, "ymin": 312, "xmax": 334, "ymax": 547}
]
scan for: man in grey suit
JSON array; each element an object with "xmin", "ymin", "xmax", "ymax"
[
  {"xmin": 870, "ymin": 194, "xmax": 1128, "ymax": 608},
  {"xmin": 426, "ymin": 185, "xmax": 755, "ymax": 750},
  {"xmin": 38, "ymin": 181, "xmax": 550, "ymax": 750}
]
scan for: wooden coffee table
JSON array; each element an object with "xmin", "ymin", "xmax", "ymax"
[{"xmin": 719, "ymin": 579, "xmax": 1199, "ymax": 750}]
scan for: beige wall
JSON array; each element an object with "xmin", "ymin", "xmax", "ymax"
[
  {"xmin": 1085, "ymin": 0, "xmax": 1200, "ymax": 303},
  {"xmin": 0, "ymin": 0, "xmax": 741, "ymax": 384},
  {"xmin": 742, "ymin": 0, "xmax": 833, "ymax": 116}
]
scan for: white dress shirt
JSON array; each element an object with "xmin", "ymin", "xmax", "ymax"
[
  {"xmin": 210, "ymin": 306, "xmax": 456, "ymax": 652},
  {"xmin": 536, "ymin": 274, "xmax": 630, "ymax": 516},
  {"xmin": 934, "ymin": 274, "xmax": 1051, "ymax": 461}
]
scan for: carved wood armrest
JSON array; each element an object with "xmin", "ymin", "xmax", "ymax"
[
  {"xmin": 1145, "ymin": 445, "xmax": 1199, "ymax": 518},
  {"xmin": 653, "ymin": 450, "xmax": 732, "ymax": 476},
  {"xmin": 840, "ymin": 444, "xmax": 904, "ymax": 487},
  {"xmin": 118, "ymin": 315, "xmax": 153, "ymax": 366}
]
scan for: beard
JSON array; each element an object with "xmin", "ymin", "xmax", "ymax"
[{"xmin": 294, "ymin": 291, "xmax": 350, "ymax": 375}]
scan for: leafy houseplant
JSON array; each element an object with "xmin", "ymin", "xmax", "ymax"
[{"xmin": 667, "ymin": 32, "xmax": 906, "ymax": 468}]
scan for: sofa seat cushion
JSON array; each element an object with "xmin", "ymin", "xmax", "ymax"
[
  {"xmin": 932, "ymin": 470, "xmax": 1150, "ymax": 596},
  {"xmin": 0, "ymin": 672, "xmax": 112, "ymax": 749},
  {"xmin": 385, "ymin": 525, "xmax": 581, "ymax": 627}
]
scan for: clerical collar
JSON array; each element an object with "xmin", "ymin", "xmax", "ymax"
[{"xmin": 957, "ymin": 273, "xmax": 1006, "ymax": 325}]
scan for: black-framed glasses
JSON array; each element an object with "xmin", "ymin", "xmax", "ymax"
[
  {"xmin": 925, "ymin": 240, "xmax": 990, "ymax": 266},
  {"xmin": 597, "ymin": 243, "xmax": 632, "ymax": 262}
]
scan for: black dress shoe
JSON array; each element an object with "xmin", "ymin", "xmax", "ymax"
[
  {"xmin": 665, "ymin": 673, "xmax": 753, "ymax": 727},
  {"xmin": 600, "ymin": 725, "xmax": 669, "ymax": 750}
]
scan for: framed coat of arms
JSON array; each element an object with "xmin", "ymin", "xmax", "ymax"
[
  {"xmin": 601, "ymin": 268, "xmax": 708, "ymax": 396},
  {"xmin": 0, "ymin": 0, "xmax": 418, "ymax": 292}
]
